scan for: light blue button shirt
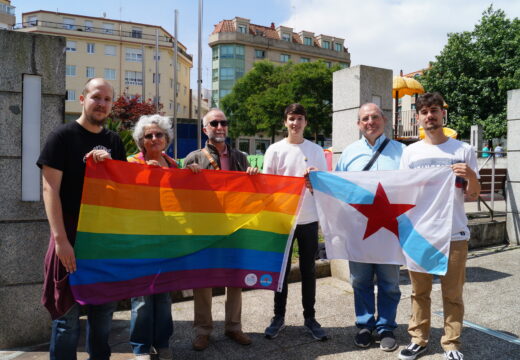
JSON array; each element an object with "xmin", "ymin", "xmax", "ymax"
[{"xmin": 335, "ymin": 134, "xmax": 406, "ymax": 171}]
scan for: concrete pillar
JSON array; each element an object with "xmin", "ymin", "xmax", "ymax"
[
  {"xmin": 506, "ymin": 90, "xmax": 520, "ymax": 245},
  {"xmin": 470, "ymin": 125, "xmax": 483, "ymax": 155},
  {"xmin": 0, "ymin": 31, "xmax": 65, "ymax": 348},
  {"xmin": 331, "ymin": 65, "xmax": 392, "ymax": 282}
]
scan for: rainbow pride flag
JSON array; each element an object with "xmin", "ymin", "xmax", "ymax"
[{"xmin": 69, "ymin": 159, "xmax": 305, "ymax": 305}]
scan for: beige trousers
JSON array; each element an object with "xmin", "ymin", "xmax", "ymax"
[
  {"xmin": 193, "ymin": 287, "xmax": 242, "ymax": 335},
  {"xmin": 407, "ymin": 240, "xmax": 468, "ymax": 351}
]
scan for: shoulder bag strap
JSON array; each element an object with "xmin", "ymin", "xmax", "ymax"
[
  {"xmin": 201, "ymin": 148, "xmax": 220, "ymax": 170},
  {"xmin": 362, "ymin": 137, "xmax": 390, "ymax": 171}
]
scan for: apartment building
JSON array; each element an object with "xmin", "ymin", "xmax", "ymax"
[
  {"xmin": 17, "ymin": 10, "xmax": 192, "ymax": 121},
  {"xmin": 0, "ymin": 0, "xmax": 15, "ymax": 29},
  {"xmin": 209, "ymin": 17, "xmax": 351, "ymax": 108}
]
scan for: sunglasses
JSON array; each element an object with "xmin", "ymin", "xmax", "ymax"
[
  {"xmin": 208, "ymin": 120, "xmax": 228, "ymax": 127},
  {"xmin": 144, "ymin": 132, "xmax": 165, "ymax": 140}
]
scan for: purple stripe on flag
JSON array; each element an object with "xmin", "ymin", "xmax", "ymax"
[{"xmin": 71, "ymin": 268, "xmax": 280, "ymax": 305}]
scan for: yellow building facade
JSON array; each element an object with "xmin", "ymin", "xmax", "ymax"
[
  {"xmin": 0, "ymin": 0, "xmax": 15, "ymax": 29},
  {"xmin": 17, "ymin": 10, "xmax": 192, "ymax": 120}
]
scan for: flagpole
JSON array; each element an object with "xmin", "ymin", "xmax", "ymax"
[{"xmin": 197, "ymin": 0, "xmax": 203, "ymax": 149}]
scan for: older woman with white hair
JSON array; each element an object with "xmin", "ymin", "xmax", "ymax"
[{"xmin": 128, "ymin": 114, "xmax": 176, "ymax": 360}]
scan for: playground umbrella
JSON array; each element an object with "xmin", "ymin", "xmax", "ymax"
[{"xmin": 393, "ymin": 75, "xmax": 425, "ymax": 138}]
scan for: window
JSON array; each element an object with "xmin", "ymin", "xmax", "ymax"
[
  {"xmin": 322, "ymin": 40, "xmax": 330, "ymax": 49},
  {"xmin": 183, "ymin": 106, "xmax": 187, "ymax": 116},
  {"xmin": 212, "ymin": 47, "xmax": 218, "ymax": 60},
  {"xmin": 255, "ymin": 49, "xmax": 265, "ymax": 59},
  {"xmin": 154, "ymin": 51, "xmax": 160, "ymax": 60},
  {"xmin": 103, "ymin": 23, "xmax": 114, "ymax": 34},
  {"xmin": 280, "ymin": 54, "xmax": 290, "ymax": 63},
  {"xmin": 300, "ymin": 57, "xmax": 310, "ymax": 63},
  {"xmin": 169, "ymin": 102, "xmax": 173, "ymax": 110},
  {"xmin": 339, "ymin": 62, "xmax": 349, "ymax": 69},
  {"xmin": 104, "ymin": 68, "xmax": 116, "ymax": 80},
  {"xmin": 126, "ymin": 48, "xmax": 143, "ymax": 62},
  {"xmin": 212, "ymin": 68, "xmax": 218, "ymax": 81},
  {"xmin": 220, "ymin": 45, "xmax": 234, "ymax": 58},
  {"xmin": 86, "ymin": 43, "xmax": 95, "ymax": 54},
  {"xmin": 324, "ymin": 61, "xmax": 331, "ymax": 68},
  {"xmin": 303, "ymin": 37, "xmax": 313, "ymax": 46},
  {"xmin": 176, "ymin": 83, "xmax": 180, "ymax": 93},
  {"xmin": 131, "ymin": 27, "xmax": 142, "ymax": 38},
  {"xmin": 66, "ymin": 41, "xmax": 76, "ymax": 52},
  {"xmin": 125, "ymin": 71, "xmax": 142, "ymax": 85},
  {"xmin": 86, "ymin": 67, "xmax": 95, "ymax": 78},
  {"xmin": 104, "ymin": 45, "xmax": 116, "ymax": 56},
  {"xmin": 282, "ymin": 33, "xmax": 291, "ymax": 42},
  {"xmin": 220, "ymin": 89, "xmax": 231, "ymax": 98},
  {"xmin": 335, "ymin": 43, "xmax": 342, "ymax": 52},
  {"xmin": 153, "ymin": 73, "xmax": 161, "ymax": 84},
  {"xmin": 239, "ymin": 139, "xmax": 250, "ymax": 154},
  {"xmin": 237, "ymin": 25, "xmax": 247, "ymax": 33},
  {"xmin": 66, "ymin": 65, "xmax": 76, "ymax": 76},
  {"xmin": 27, "ymin": 16, "xmax": 37, "ymax": 26},
  {"xmin": 220, "ymin": 68, "xmax": 234, "ymax": 80},
  {"xmin": 184, "ymin": 86, "xmax": 187, "ymax": 95},
  {"xmin": 63, "ymin": 18, "xmax": 75, "ymax": 30},
  {"xmin": 66, "ymin": 90, "xmax": 76, "ymax": 101},
  {"xmin": 84, "ymin": 20, "xmax": 93, "ymax": 32},
  {"xmin": 235, "ymin": 45, "xmax": 245, "ymax": 59}
]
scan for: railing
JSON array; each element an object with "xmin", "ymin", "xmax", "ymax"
[
  {"xmin": 13, "ymin": 20, "xmax": 193, "ymax": 62},
  {"xmin": 394, "ymin": 110, "xmax": 448, "ymax": 138},
  {"xmin": 476, "ymin": 151, "xmax": 507, "ymax": 220}
]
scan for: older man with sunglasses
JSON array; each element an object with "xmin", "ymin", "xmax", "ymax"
[{"xmin": 184, "ymin": 108, "xmax": 258, "ymax": 351}]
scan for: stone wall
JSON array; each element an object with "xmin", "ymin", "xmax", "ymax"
[
  {"xmin": 506, "ymin": 90, "xmax": 520, "ymax": 245},
  {"xmin": 0, "ymin": 30, "xmax": 65, "ymax": 348}
]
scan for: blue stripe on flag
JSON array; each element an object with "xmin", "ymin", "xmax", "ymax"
[
  {"xmin": 309, "ymin": 172, "xmax": 374, "ymax": 204},
  {"xmin": 398, "ymin": 214, "xmax": 448, "ymax": 275},
  {"xmin": 70, "ymin": 248, "xmax": 283, "ymax": 286}
]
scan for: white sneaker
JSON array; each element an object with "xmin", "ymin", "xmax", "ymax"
[{"xmin": 134, "ymin": 355, "xmax": 151, "ymax": 360}]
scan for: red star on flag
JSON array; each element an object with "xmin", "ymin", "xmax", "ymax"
[{"xmin": 349, "ymin": 183, "xmax": 415, "ymax": 240}]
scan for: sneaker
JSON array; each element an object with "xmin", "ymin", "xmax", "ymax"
[
  {"xmin": 398, "ymin": 343, "xmax": 428, "ymax": 360},
  {"xmin": 265, "ymin": 316, "xmax": 285, "ymax": 339},
  {"xmin": 304, "ymin": 318, "xmax": 328, "ymax": 341},
  {"xmin": 444, "ymin": 350, "xmax": 464, "ymax": 360},
  {"xmin": 379, "ymin": 330, "xmax": 398, "ymax": 352},
  {"xmin": 354, "ymin": 328, "xmax": 373, "ymax": 348},
  {"xmin": 156, "ymin": 347, "xmax": 173, "ymax": 360}
]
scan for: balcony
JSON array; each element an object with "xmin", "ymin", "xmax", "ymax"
[{"xmin": 14, "ymin": 20, "xmax": 193, "ymax": 62}]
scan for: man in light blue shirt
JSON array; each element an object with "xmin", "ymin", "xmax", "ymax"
[{"xmin": 336, "ymin": 103, "xmax": 405, "ymax": 352}]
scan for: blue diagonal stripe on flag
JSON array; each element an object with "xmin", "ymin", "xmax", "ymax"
[{"xmin": 309, "ymin": 171, "xmax": 374, "ymax": 204}]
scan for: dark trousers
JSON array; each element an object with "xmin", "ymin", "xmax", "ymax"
[{"xmin": 274, "ymin": 222, "xmax": 319, "ymax": 319}]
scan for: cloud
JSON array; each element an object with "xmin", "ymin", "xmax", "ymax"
[{"xmin": 283, "ymin": 0, "xmax": 520, "ymax": 75}]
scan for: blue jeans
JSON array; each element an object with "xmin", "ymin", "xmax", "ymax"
[
  {"xmin": 49, "ymin": 302, "xmax": 116, "ymax": 360},
  {"xmin": 349, "ymin": 261, "xmax": 401, "ymax": 333},
  {"xmin": 130, "ymin": 293, "xmax": 173, "ymax": 355}
]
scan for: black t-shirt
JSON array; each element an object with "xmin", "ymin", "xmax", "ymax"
[{"xmin": 37, "ymin": 121, "xmax": 127, "ymax": 220}]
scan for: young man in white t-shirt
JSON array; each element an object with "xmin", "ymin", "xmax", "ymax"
[
  {"xmin": 263, "ymin": 103, "xmax": 328, "ymax": 341},
  {"xmin": 399, "ymin": 93, "xmax": 480, "ymax": 360}
]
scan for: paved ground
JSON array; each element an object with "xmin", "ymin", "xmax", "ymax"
[{"xmin": 1, "ymin": 244, "xmax": 519, "ymax": 360}]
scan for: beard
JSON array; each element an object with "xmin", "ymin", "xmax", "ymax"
[
  {"xmin": 209, "ymin": 135, "xmax": 226, "ymax": 143},
  {"xmin": 424, "ymin": 123, "xmax": 442, "ymax": 131}
]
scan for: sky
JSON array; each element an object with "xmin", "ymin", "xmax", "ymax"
[{"xmin": 14, "ymin": 0, "xmax": 520, "ymax": 90}]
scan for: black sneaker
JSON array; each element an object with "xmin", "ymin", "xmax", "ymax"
[
  {"xmin": 399, "ymin": 343, "xmax": 428, "ymax": 360},
  {"xmin": 264, "ymin": 316, "xmax": 285, "ymax": 339},
  {"xmin": 354, "ymin": 328, "xmax": 373, "ymax": 348},
  {"xmin": 304, "ymin": 318, "xmax": 328, "ymax": 341},
  {"xmin": 379, "ymin": 330, "xmax": 398, "ymax": 352},
  {"xmin": 444, "ymin": 350, "xmax": 464, "ymax": 360}
]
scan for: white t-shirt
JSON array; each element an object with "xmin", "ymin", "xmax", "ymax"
[
  {"xmin": 263, "ymin": 138, "xmax": 327, "ymax": 224},
  {"xmin": 400, "ymin": 138, "xmax": 479, "ymax": 241}
]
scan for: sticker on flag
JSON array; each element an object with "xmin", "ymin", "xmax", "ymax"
[
  {"xmin": 69, "ymin": 159, "xmax": 305, "ymax": 305},
  {"xmin": 309, "ymin": 167, "xmax": 455, "ymax": 275}
]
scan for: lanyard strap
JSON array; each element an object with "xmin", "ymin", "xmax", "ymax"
[
  {"xmin": 362, "ymin": 137, "xmax": 390, "ymax": 171},
  {"xmin": 202, "ymin": 148, "xmax": 220, "ymax": 170}
]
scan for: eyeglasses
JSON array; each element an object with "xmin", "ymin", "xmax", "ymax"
[
  {"xmin": 207, "ymin": 120, "xmax": 228, "ymax": 128},
  {"xmin": 144, "ymin": 132, "xmax": 165, "ymax": 140}
]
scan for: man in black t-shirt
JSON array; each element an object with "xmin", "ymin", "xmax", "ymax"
[{"xmin": 37, "ymin": 78, "xmax": 126, "ymax": 360}]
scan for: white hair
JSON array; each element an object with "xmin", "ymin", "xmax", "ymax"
[
  {"xmin": 132, "ymin": 114, "xmax": 173, "ymax": 152},
  {"xmin": 202, "ymin": 108, "xmax": 226, "ymax": 126}
]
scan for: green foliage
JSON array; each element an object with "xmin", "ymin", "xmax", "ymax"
[
  {"xmin": 221, "ymin": 61, "xmax": 339, "ymax": 142},
  {"xmin": 105, "ymin": 118, "xmax": 138, "ymax": 156},
  {"xmin": 421, "ymin": 6, "xmax": 520, "ymax": 138}
]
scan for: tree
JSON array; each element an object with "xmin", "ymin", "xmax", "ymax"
[
  {"xmin": 221, "ymin": 60, "xmax": 339, "ymax": 142},
  {"xmin": 110, "ymin": 94, "xmax": 161, "ymax": 130},
  {"xmin": 421, "ymin": 6, "xmax": 520, "ymax": 139}
]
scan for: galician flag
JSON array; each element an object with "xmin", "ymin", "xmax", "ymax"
[{"xmin": 309, "ymin": 167, "xmax": 455, "ymax": 275}]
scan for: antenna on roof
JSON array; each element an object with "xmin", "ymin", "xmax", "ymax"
[{"xmin": 103, "ymin": 12, "xmax": 106, "ymax": 18}]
